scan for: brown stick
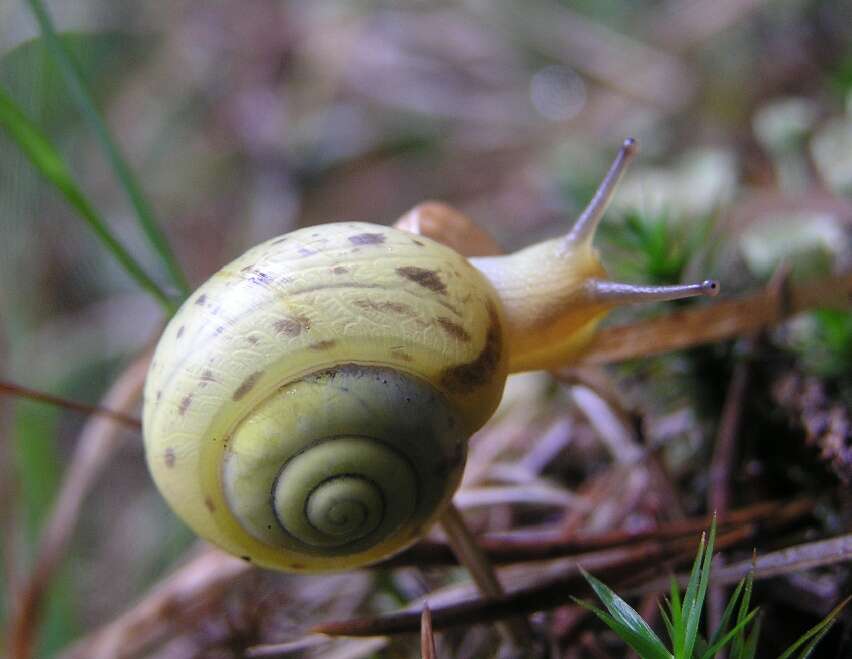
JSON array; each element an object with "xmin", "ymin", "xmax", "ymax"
[
  {"xmin": 385, "ymin": 498, "xmax": 812, "ymax": 567},
  {"xmin": 438, "ymin": 502, "xmax": 533, "ymax": 646},
  {"xmin": 313, "ymin": 527, "xmax": 753, "ymax": 637},
  {"xmin": 421, "ymin": 603, "xmax": 437, "ymax": 659},
  {"xmin": 9, "ymin": 352, "xmax": 150, "ymax": 659},
  {"xmin": 0, "ymin": 381, "xmax": 142, "ymax": 430}
]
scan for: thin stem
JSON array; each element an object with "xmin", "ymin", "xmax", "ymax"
[
  {"xmin": 564, "ymin": 137, "xmax": 638, "ymax": 247},
  {"xmin": 421, "ymin": 604, "xmax": 437, "ymax": 659},
  {"xmin": 0, "ymin": 88, "xmax": 176, "ymax": 313},
  {"xmin": 0, "ymin": 381, "xmax": 142, "ymax": 430},
  {"xmin": 585, "ymin": 278, "xmax": 719, "ymax": 305},
  {"xmin": 25, "ymin": 0, "xmax": 190, "ymax": 299},
  {"xmin": 438, "ymin": 502, "xmax": 533, "ymax": 646}
]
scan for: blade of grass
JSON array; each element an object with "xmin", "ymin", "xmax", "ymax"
[
  {"xmin": 659, "ymin": 601, "xmax": 675, "ymax": 643},
  {"xmin": 573, "ymin": 598, "xmax": 673, "ymax": 659},
  {"xmin": 731, "ymin": 560, "xmax": 756, "ymax": 658},
  {"xmin": 700, "ymin": 608, "xmax": 759, "ymax": 659},
  {"xmin": 740, "ymin": 613, "xmax": 761, "ymax": 659},
  {"xmin": 776, "ymin": 596, "xmax": 850, "ymax": 659},
  {"xmin": 0, "ymin": 87, "xmax": 176, "ymax": 312},
  {"xmin": 24, "ymin": 0, "xmax": 189, "ymax": 298},
  {"xmin": 683, "ymin": 519, "xmax": 716, "ymax": 659},
  {"xmin": 578, "ymin": 567, "xmax": 670, "ymax": 655},
  {"xmin": 705, "ymin": 577, "xmax": 746, "ymax": 651},
  {"xmin": 669, "ymin": 577, "xmax": 684, "ymax": 656}
]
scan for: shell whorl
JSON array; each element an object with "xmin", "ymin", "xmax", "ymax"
[
  {"xmin": 218, "ymin": 365, "xmax": 464, "ymax": 565},
  {"xmin": 142, "ymin": 222, "xmax": 508, "ymax": 572}
]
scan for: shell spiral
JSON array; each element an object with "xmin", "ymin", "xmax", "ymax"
[{"xmin": 142, "ymin": 222, "xmax": 508, "ymax": 572}]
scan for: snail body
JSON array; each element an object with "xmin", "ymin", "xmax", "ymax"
[{"xmin": 143, "ymin": 140, "xmax": 718, "ymax": 572}]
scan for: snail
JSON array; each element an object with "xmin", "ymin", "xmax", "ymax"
[{"xmin": 143, "ymin": 139, "xmax": 719, "ymax": 573}]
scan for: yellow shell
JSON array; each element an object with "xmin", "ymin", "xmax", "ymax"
[
  {"xmin": 143, "ymin": 222, "xmax": 508, "ymax": 572},
  {"xmin": 143, "ymin": 141, "xmax": 719, "ymax": 573}
]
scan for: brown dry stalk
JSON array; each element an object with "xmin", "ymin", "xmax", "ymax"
[
  {"xmin": 0, "ymin": 380, "xmax": 142, "ymax": 430},
  {"xmin": 421, "ymin": 604, "xmax": 437, "ymax": 659},
  {"xmin": 632, "ymin": 532, "xmax": 852, "ymax": 596},
  {"xmin": 438, "ymin": 502, "xmax": 534, "ymax": 645},
  {"xmin": 313, "ymin": 527, "xmax": 754, "ymax": 637},
  {"xmin": 384, "ymin": 498, "xmax": 812, "ymax": 566},
  {"xmin": 9, "ymin": 352, "xmax": 151, "ymax": 659},
  {"xmin": 312, "ymin": 501, "xmax": 814, "ymax": 636},
  {"xmin": 577, "ymin": 271, "xmax": 852, "ymax": 366}
]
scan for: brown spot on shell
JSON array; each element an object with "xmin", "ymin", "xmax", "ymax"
[
  {"xmin": 201, "ymin": 370, "xmax": 216, "ymax": 385},
  {"xmin": 178, "ymin": 394, "xmax": 193, "ymax": 416},
  {"xmin": 241, "ymin": 556, "xmax": 252, "ymax": 562},
  {"xmin": 332, "ymin": 266, "xmax": 349, "ymax": 275},
  {"xmin": 246, "ymin": 335, "xmax": 260, "ymax": 345},
  {"xmin": 354, "ymin": 299, "xmax": 415, "ymax": 316},
  {"xmin": 309, "ymin": 340, "xmax": 337, "ymax": 351},
  {"xmin": 274, "ymin": 315, "xmax": 311, "ymax": 337},
  {"xmin": 412, "ymin": 239, "xmax": 425, "ymax": 247},
  {"xmin": 440, "ymin": 302, "xmax": 502, "ymax": 392},
  {"xmin": 176, "ymin": 325, "xmax": 185, "ymax": 339},
  {"xmin": 156, "ymin": 390, "xmax": 163, "ymax": 402},
  {"xmin": 233, "ymin": 371, "xmax": 263, "ymax": 401},
  {"xmin": 436, "ymin": 317, "xmax": 471, "ymax": 342},
  {"xmin": 195, "ymin": 294, "xmax": 207, "ymax": 306},
  {"xmin": 297, "ymin": 247, "xmax": 317, "ymax": 257},
  {"xmin": 348, "ymin": 232, "xmax": 386, "ymax": 246},
  {"xmin": 164, "ymin": 448, "xmax": 176, "ymax": 468},
  {"xmin": 291, "ymin": 562, "xmax": 306, "ymax": 570},
  {"xmin": 204, "ymin": 496, "xmax": 216, "ymax": 512},
  {"xmin": 396, "ymin": 266, "xmax": 447, "ymax": 294}
]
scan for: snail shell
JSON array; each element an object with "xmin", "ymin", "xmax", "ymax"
[
  {"xmin": 143, "ymin": 223, "xmax": 507, "ymax": 572},
  {"xmin": 143, "ymin": 140, "xmax": 719, "ymax": 573}
]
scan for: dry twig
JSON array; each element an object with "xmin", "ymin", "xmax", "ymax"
[
  {"xmin": 9, "ymin": 352, "xmax": 150, "ymax": 659},
  {"xmin": 421, "ymin": 603, "xmax": 437, "ymax": 659}
]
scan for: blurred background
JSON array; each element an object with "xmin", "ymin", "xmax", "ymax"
[{"xmin": 1, "ymin": 1, "xmax": 851, "ymax": 657}]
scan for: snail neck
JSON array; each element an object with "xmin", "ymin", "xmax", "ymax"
[
  {"xmin": 471, "ymin": 238, "xmax": 611, "ymax": 373},
  {"xmin": 472, "ymin": 238, "xmax": 720, "ymax": 374}
]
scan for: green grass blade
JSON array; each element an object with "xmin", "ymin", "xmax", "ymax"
[
  {"xmin": 0, "ymin": 86, "xmax": 176, "ymax": 312},
  {"xmin": 776, "ymin": 596, "xmax": 850, "ymax": 659},
  {"xmin": 579, "ymin": 567, "xmax": 670, "ymax": 653},
  {"xmin": 683, "ymin": 519, "xmax": 716, "ymax": 659},
  {"xmin": 574, "ymin": 597, "xmax": 673, "ymax": 659},
  {"xmin": 739, "ymin": 613, "xmax": 762, "ymax": 659},
  {"xmin": 669, "ymin": 577, "xmax": 684, "ymax": 655},
  {"xmin": 731, "ymin": 562, "xmax": 756, "ymax": 657},
  {"xmin": 705, "ymin": 577, "xmax": 746, "ymax": 650},
  {"xmin": 659, "ymin": 601, "xmax": 675, "ymax": 643},
  {"xmin": 700, "ymin": 608, "xmax": 759, "ymax": 659},
  {"xmin": 24, "ymin": 0, "xmax": 190, "ymax": 298}
]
